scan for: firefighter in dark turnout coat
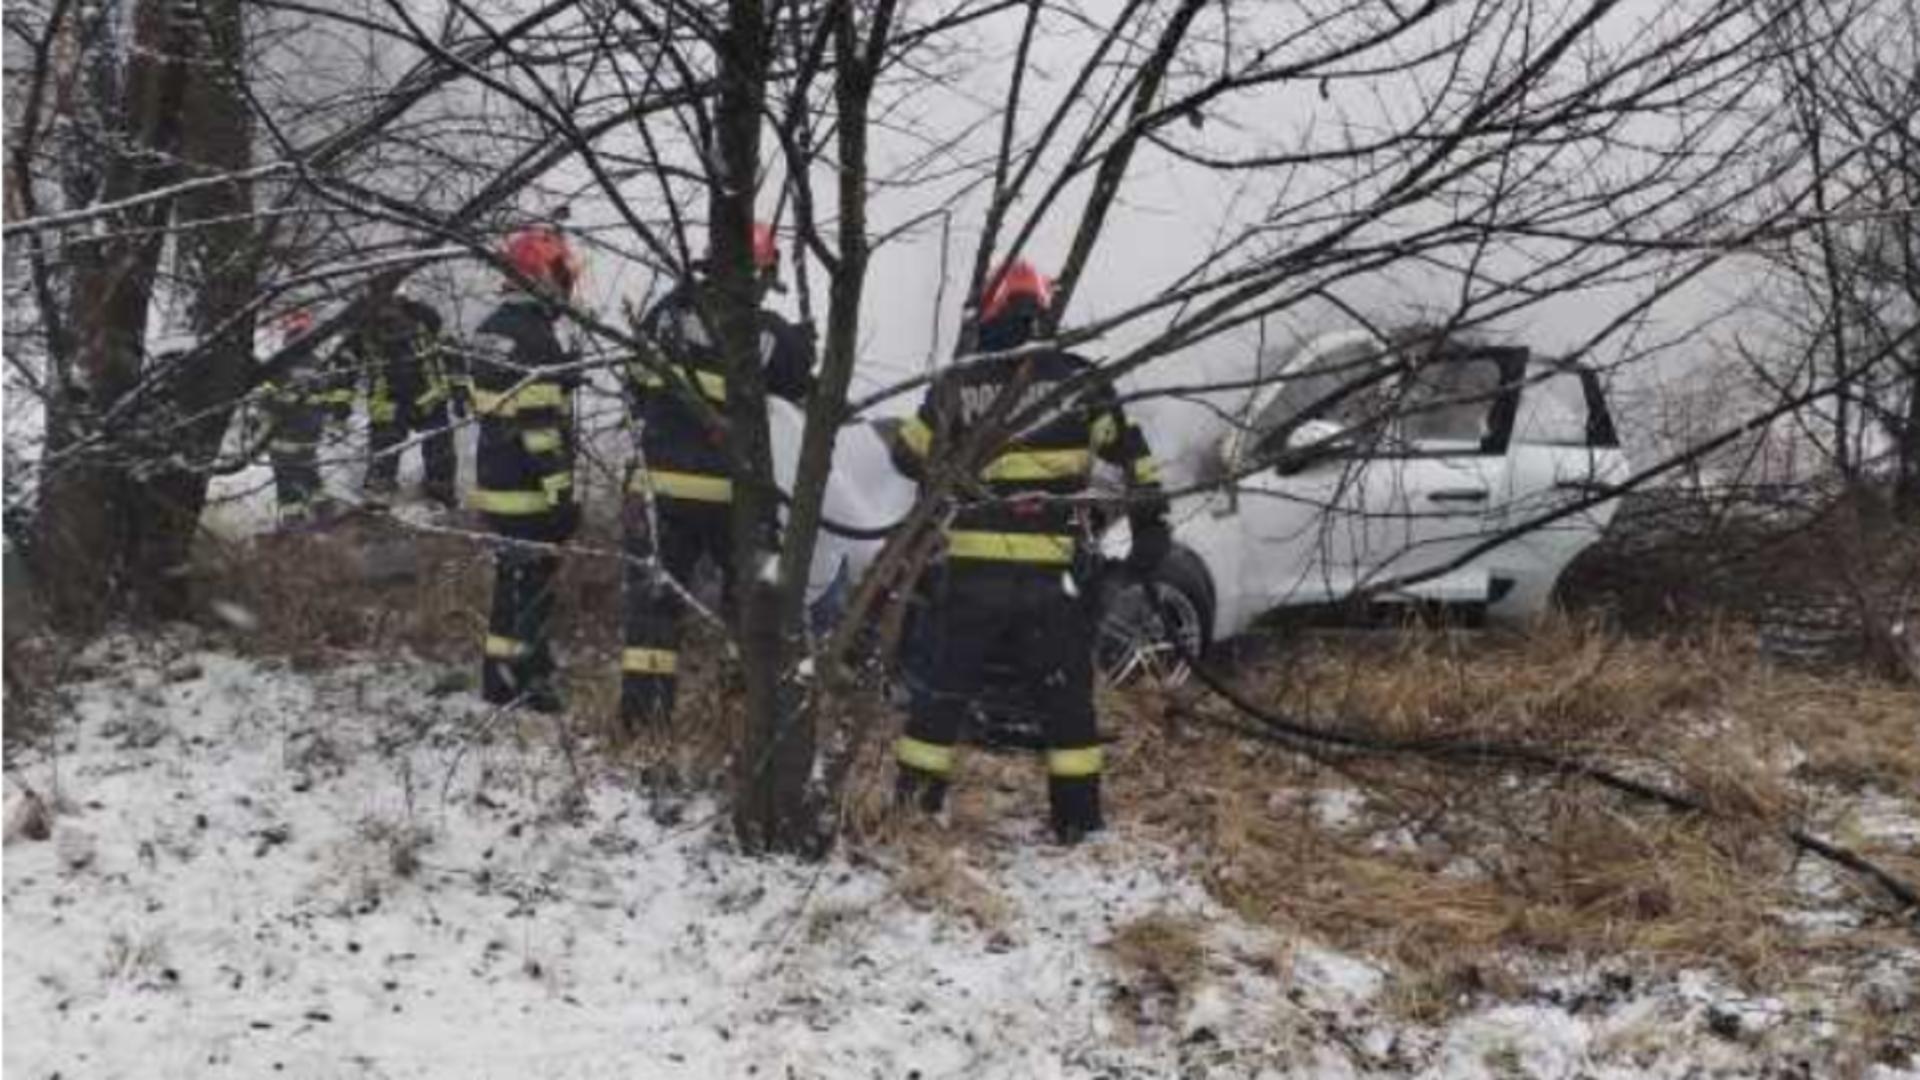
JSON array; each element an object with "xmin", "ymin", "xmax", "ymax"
[
  {"xmin": 259, "ymin": 308, "xmax": 331, "ymax": 525},
  {"xmin": 619, "ymin": 222, "xmax": 814, "ymax": 729},
  {"xmin": 335, "ymin": 291, "xmax": 463, "ymax": 509},
  {"xmin": 471, "ymin": 227, "xmax": 582, "ymax": 713},
  {"xmin": 890, "ymin": 260, "xmax": 1171, "ymax": 843}
]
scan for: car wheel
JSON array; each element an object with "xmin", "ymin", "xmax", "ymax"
[{"xmin": 1096, "ymin": 547, "xmax": 1215, "ymax": 687}]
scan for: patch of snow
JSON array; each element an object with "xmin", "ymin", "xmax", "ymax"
[
  {"xmin": 5, "ymin": 639, "xmax": 1917, "ymax": 1079},
  {"xmin": 1310, "ymin": 786, "xmax": 1367, "ymax": 831}
]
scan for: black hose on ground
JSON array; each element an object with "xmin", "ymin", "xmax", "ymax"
[{"xmin": 1138, "ymin": 586, "xmax": 1920, "ymax": 925}]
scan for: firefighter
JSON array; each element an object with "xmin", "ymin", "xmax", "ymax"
[
  {"xmin": 619, "ymin": 221, "xmax": 815, "ymax": 731},
  {"xmin": 259, "ymin": 308, "xmax": 332, "ymax": 526},
  {"xmin": 470, "ymin": 227, "xmax": 582, "ymax": 713},
  {"xmin": 888, "ymin": 259, "xmax": 1171, "ymax": 844},
  {"xmin": 335, "ymin": 288, "xmax": 463, "ymax": 510}
]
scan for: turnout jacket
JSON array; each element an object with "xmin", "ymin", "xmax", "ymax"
[
  {"xmin": 624, "ymin": 285, "xmax": 815, "ymax": 504},
  {"xmin": 893, "ymin": 349, "xmax": 1167, "ymax": 568},
  {"xmin": 332, "ymin": 296, "xmax": 464, "ymax": 424},
  {"xmin": 468, "ymin": 298, "xmax": 578, "ymax": 521},
  {"xmin": 257, "ymin": 338, "xmax": 330, "ymax": 424}
]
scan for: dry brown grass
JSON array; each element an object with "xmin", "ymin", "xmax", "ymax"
[
  {"xmin": 1092, "ymin": 617, "xmax": 1920, "ymax": 1020},
  {"xmin": 890, "ymin": 832, "xmax": 1013, "ymax": 933},
  {"xmin": 1104, "ymin": 912, "xmax": 1210, "ymax": 1029}
]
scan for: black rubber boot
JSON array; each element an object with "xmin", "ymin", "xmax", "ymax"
[
  {"xmin": 522, "ymin": 677, "xmax": 565, "ymax": 715},
  {"xmin": 1048, "ymin": 776, "xmax": 1105, "ymax": 846},
  {"xmin": 619, "ymin": 675, "xmax": 675, "ymax": 737},
  {"xmin": 481, "ymin": 660, "xmax": 519, "ymax": 706}
]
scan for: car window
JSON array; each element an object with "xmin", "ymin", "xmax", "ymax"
[
  {"xmin": 1511, "ymin": 366, "xmax": 1590, "ymax": 446},
  {"xmin": 1248, "ymin": 340, "xmax": 1386, "ymax": 458},
  {"xmin": 1397, "ymin": 355, "xmax": 1506, "ymax": 444}
]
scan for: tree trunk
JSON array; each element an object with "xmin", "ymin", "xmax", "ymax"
[
  {"xmin": 713, "ymin": 0, "xmax": 816, "ymax": 854},
  {"xmin": 33, "ymin": 0, "xmax": 197, "ymax": 631},
  {"xmin": 134, "ymin": 0, "xmax": 256, "ymax": 621}
]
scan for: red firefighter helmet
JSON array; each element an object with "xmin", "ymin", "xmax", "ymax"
[
  {"xmin": 277, "ymin": 308, "xmax": 315, "ymax": 338},
  {"xmin": 501, "ymin": 226, "xmax": 580, "ymax": 297},
  {"xmin": 750, "ymin": 221, "xmax": 780, "ymax": 275},
  {"xmin": 980, "ymin": 259, "xmax": 1053, "ymax": 323}
]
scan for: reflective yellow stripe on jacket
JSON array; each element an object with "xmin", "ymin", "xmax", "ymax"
[
  {"xmin": 1090, "ymin": 413, "xmax": 1119, "ymax": 449},
  {"xmin": 637, "ymin": 368, "xmax": 727, "ymax": 402},
  {"xmin": 898, "ymin": 416, "xmax": 933, "ymax": 457},
  {"xmin": 469, "ymin": 488, "xmax": 554, "ymax": 516},
  {"xmin": 629, "ymin": 469, "xmax": 732, "ymax": 504},
  {"xmin": 471, "ymin": 382, "xmax": 568, "ymax": 416},
  {"xmin": 945, "ymin": 530, "xmax": 1075, "ymax": 565},
  {"xmin": 981, "ymin": 448, "xmax": 1091, "ymax": 482}
]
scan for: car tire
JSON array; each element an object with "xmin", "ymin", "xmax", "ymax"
[{"xmin": 1096, "ymin": 546, "xmax": 1215, "ymax": 687}]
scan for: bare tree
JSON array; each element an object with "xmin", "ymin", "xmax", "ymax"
[{"xmin": 9, "ymin": 0, "xmax": 1914, "ymax": 850}]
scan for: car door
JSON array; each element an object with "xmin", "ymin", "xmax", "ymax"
[
  {"xmin": 1491, "ymin": 358, "xmax": 1631, "ymax": 616},
  {"xmin": 1340, "ymin": 345, "xmax": 1527, "ymax": 607},
  {"xmin": 1227, "ymin": 333, "xmax": 1399, "ymax": 618}
]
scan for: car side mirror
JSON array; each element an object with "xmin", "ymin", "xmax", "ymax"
[{"xmin": 1272, "ymin": 418, "xmax": 1346, "ymax": 475}]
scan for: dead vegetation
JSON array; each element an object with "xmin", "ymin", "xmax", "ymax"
[
  {"xmin": 1557, "ymin": 485, "xmax": 1920, "ymax": 683},
  {"xmin": 1104, "ymin": 912, "xmax": 1210, "ymax": 1030},
  {"xmin": 1107, "ymin": 621, "xmax": 1920, "ymax": 1022},
  {"xmin": 7, "ymin": 507, "xmax": 1916, "ymax": 1057}
]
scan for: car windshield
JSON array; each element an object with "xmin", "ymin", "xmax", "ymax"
[{"xmin": 1247, "ymin": 339, "xmax": 1387, "ymax": 458}]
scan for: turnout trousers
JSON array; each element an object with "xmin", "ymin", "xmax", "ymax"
[
  {"xmin": 620, "ymin": 494, "xmax": 733, "ymax": 727},
  {"xmin": 367, "ymin": 400, "xmax": 457, "ymax": 506},
  {"xmin": 267, "ymin": 402, "xmax": 324, "ymax": 520},
  {"xmin": 482, "ymin": 514, "xmax": 569, "ymax": 711},
  {"xmin": 897, "ymin": 564, "xmax": 1105, "ymax": 839}
]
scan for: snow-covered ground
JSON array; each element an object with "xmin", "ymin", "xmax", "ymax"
[{"xmin": 5, "ymin": 635, "xmax": 1917, "ymax": 1079}]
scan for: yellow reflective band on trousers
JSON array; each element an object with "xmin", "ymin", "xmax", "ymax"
[
  {"xmin": 630, "ymin": 469, "xmax": 732, "ymax": 503},
  {"xmin": 638, "ymin": 368, "xmax": 727, "ymax": 403},
  {"xmin": 621, "ymin": 647, "xmax": 678, "ymax": 675},
  {"xmin": 471, "ymin": 382, "xmax": 567, "ymax": 416},
  {"xmin": 469, "ymin": 487, "xmax": 552, "ymax": 515},
  {"xmin": 269, "ymin": 439, "xmax": 316, "ymax": 455},
  {"xmin": 1047, "ymin": 746, "xmax": 1104, "ymax": 778},
  {"xmin": 981, "ymin": 448, "xmax": 1091, "ymax": 482},
  {"xmin": 522, "ymin": 428, "xmax": 563, "ymax": 455},
  {"xmin": 945, "ymin": 530, "xmax": 1074, "ymax": 565},
  {"xmin": 541, "ymin": 473, "xmax": 573, "ymax": 499},
  {"xmin": 898, "ymin": 416, "xmax": 933, "ymax": 457},
  {"xmin": 484, "ymin": 634, "xmax": 530, "ymax": 659},
  {"xmin": 895, "ymin": 736, "xmax": 956, "ymax": 776}
]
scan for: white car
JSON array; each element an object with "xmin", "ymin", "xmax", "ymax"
[
  {"xmin": 780, "ymin": 328, "xmax": 1629, "ymax": 678},
  {"xmin": 1096, "ymin": 330, "xmax": 1630, "ymax": 677}
]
